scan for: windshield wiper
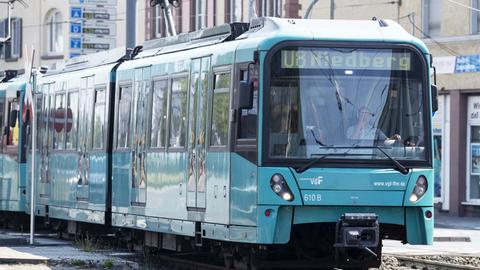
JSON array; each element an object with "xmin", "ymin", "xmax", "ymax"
[
  {"xmin": 295, "ymin": 151, "xmax": 360, "ymax": 173},
  {"xmin": 316, "ymin": 145, "xmax": 409, "ymax": 175},
  {"xmin": 295, "ymin": 146, "xmax": 410, "ymax": 175},
  {"xmin": 372, "ymin": 146, "xmax": 410, "ymax": 175}
]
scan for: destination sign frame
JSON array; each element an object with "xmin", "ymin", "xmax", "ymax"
[{"xmin": 281, "ymin": 49, "xmax": 412, "ymax": 71}]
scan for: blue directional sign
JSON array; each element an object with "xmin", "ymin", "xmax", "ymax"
[
  {"xmin": 455, "ymin": 54, "xmax": 480, "ymax": 73},
  {"xmin": 70, "ymin": 38, "xmax": 82, "ymax": 49},
  {"xmin": 70, "ymin": 7, "xmax": 83, "ymax": 19},
  {"xmin": 70, "ymin": 23, "xmax": 82, "ymax": 34}
]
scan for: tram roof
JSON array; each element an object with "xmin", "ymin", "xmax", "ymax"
[{"xmin": 134, "ymin": 17, "xmax": 428, "ymax": 60}]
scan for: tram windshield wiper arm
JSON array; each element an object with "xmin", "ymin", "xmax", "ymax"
[
  {"xmin": 295, "ymin": 151, "xmax": 357, "ymax": 173},
  {"xmin": 317, "ymin": 145, "xmax": 409, "ymax": 175}
]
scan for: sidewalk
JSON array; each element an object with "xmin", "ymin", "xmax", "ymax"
[
  {"xmin": 434, "ymin": 213, "xmax": 480, "ymax": 230},
  {"xmin": 383, "ymin": 214, "xmax": 480, "ymax": 256}
]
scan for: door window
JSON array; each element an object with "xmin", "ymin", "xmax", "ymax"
[
  {"xmin": 92, "ymin": 89, "xmax": 106, "ymax": 149},
  {"xmin": 66, "ymin": 91, "xmax": 78, "ymax": 150},
  {"xmin": 151, "ymin": 80, "xmax": 168, "ymax": 148},
  {"xmin": 210, "ymin": 72, "xmax": 230, "ymax": 147},
  {"xmin": 169, "ymin": 76, "xmax": 188, "ymax": 148},
  {"xmin": 117, "ymin": 84, "xmax": 132, "ymax": 149}
]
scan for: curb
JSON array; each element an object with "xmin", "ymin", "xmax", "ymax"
[{"xmin": 433, "ymin": 236, "xmax": 471, "ymax": 242}]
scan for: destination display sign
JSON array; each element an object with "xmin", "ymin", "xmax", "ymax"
[{"xmin": 281, "ymin": 49, "xmax": 412, "ymax": 71}]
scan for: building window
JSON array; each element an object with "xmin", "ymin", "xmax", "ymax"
[
  {"xmin": 154, "ymin": 5, "xmax": 165, "ymax": 38},
  {"xmin": 422, "ymin": 0, "xmax": 442, "ymax": 37},
  {"xmin": 259, "ymin": 0, "xmax": 282, "ymax": 17},
  {"xmin": 196, "ymin": 0, "xmax": 207, "ymax": 30},
  {"xmin": 227, "ymin": 0, "xmax": 243, "ymax": 22},
  {"xmin": 0, "ymin": 18, "xmax": 22, "ymax": 60},
  {"xmin": 473, "ymin": 0, "xmax": 480, "ymax": 34},
  {"xmin": 46, "ymin": 10, "xmax": 64, "ymax": 54}
]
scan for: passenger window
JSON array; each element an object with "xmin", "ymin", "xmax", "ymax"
[
  {"xmin": 210, "ymin": 72, "xmax": 231, "ymax": 147},
  {"xmin": 53, "ymin": 93, "xmax": 65, "ymax": 150},
  {"xmin": 151, "ymin": 80, "xmax": 168, "ymax": 148},
  {"xmin": 35, "ymin": 95, "xmax": 42, "ymax": 150},
  {"xmin": 117, "ymin": 85, "xmax": 132, "ymax": 149},
  {"xmin": 66, "ymin": 91, "xmax": 78, "ymax": 150},
  {"xmin": 238, "ymin": 68, "xmax": 258, "ymax": 139},
  {"xmin": 0, "ymin": 99, "xmax": 4, "ymax": 150},
  {"xmin": 93, "ymin": 88, "xmax": 106, "ymax": 149},
  {"xmin": 169, "ymin": 76, "xmax": 188, "ymax": 148}
]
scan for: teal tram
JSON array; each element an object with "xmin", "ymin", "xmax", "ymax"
[
  {"xmin": 3, "ymin": 17, "xmax": 437, "ymax": 269},
  {"xmin": 0, "ymin": 72, "xmax": 28, "ymax": 216}
]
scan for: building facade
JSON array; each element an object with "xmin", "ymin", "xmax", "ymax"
[{"xmin": 0, "ymin": 0, "xmax": 132, "ymax": 71}]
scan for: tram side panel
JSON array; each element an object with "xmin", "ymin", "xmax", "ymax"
[
  {"xmin": 0, "ymin": 82, "xmax": 27, "ymax": 213},
  {"xmin": 28, "ymin": 66, "xmax": 114, "ymax": 224}
]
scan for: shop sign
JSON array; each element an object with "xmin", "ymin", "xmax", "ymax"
[
  {"xmin": 432, "ymin": 56, "xmax": 456, "ymax": 74},
  {"xmin": 468, "ymin": 97, "xmax": 480, "ymax": 122},
  {"xmin": 455, "ymin": 54, "xmax": 480, "ymax": 73}
]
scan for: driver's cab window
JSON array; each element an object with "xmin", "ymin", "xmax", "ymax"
[
  {"xmin": 4, "ymin": 98, "xmax": 19, "ymax": 148},
  {"xmin": 238, "ymin": 67, "xmax": 258, "ymax": 140},
  {"xmin": 0, "ymin": 99, "xmax": 4, "ymax": 151}
]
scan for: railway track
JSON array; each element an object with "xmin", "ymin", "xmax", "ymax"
[{"xmin": 394, "ymin": 255, "xmax": 479, "ymax": 270}]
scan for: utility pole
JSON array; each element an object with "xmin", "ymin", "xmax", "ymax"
[
  {"xmin": 126, "ymin": 0, "xmax": 136, "ymax": 49},
  {"xmin": 330, "ymin": 0, "xmax": 335, "ymax": 20}
]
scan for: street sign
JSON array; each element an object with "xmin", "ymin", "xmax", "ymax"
[
  {"xmin": 69, "ymin": 0, "xmax": 117, "ymax": 6},
  {"xmin": 70, "ymin": 23, "xmax": 82, "ymax": 34},
  {"xmin": 68, "ymin": 0, "xmax": 117, "ymax": 57},
  {"xmin": 455, "ymin": 54, "xmax": 480, "ymax": 73},
  {"xmin": 70, "ymin": 7, "xmax": 83, "ymax": 19},
  {"xmin": 70, "ymin": 38, "xmax": 82, "ymax": 49}
]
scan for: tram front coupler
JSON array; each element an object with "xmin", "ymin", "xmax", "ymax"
[{"xmin": 334, "ymin": 213, "xmax": 380, "ymax": 263}]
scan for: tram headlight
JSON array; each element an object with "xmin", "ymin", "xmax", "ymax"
[
  {"xmin": 270, "ymin": 174, "xmax": 294, "ymax": 202},
  {"xmin": 409, "ymin": 175, "xmax": 428, "ymax": 202}
]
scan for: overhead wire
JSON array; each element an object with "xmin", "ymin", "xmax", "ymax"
[
  {"xmin": 406, "ymin": 13, "xmax": 460, "ymax": 56},
  {"xmin": 446, "ymin": 0, "xmax": 480, "ymax": 12}
]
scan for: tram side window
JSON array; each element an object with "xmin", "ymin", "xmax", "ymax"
[
  {"xmin": 169, "ymin": 77, "xmax": 188, "ymax": 149},
  {"xmin": 0, "ymin": 100, "xmax": 4, "ymax": 149},
  {"xmin": 238, "ymin": 69, "xmax": 258, "ymax": 139},
  {"xmin": 93, "ymin": 88, "xmax": 106, "ymax": 149},
  {"xmin": 35, "ymin": 95, "xmax": 42, "ymax": 150},
  {"xmin": 3, "ymin": 99, "xmax": 19, "ymax": 147},
  {"xmin": 66, "ymin": 91, "xmax": 78, "ymax": 150},
  {"xmin": 117, "ymin": 85, "xmax": 132, "ymax": 149},
  {"xmin": 151, "ymin": 79, "xmax": 168, "ymax": 148},
  {"xmin": 53, "ymin": 93, "xmax": 65, "ymax": 150},
  {"xmin": 210, "ymin": 72, "xmax": 231, "ymax": 147}
]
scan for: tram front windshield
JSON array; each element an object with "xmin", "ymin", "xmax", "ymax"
[{"xmin": 266, "ymin": 46, "xmax": 429, "ymax": 164}]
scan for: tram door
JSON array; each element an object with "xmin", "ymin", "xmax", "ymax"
[
  {"xmin": 39, "ymin": 84, "xmax": 53, "ymax": 199},
  {"xmin": 131, "ymin": 66, "xmax": 151, "ymax": 206},
  {"xmin": 76, "ymin": 76, "xmax": 94, "ymax": 201},
  {"xmin": 187, "ymin": 57, "xmax": 210, "ymax": 209}
]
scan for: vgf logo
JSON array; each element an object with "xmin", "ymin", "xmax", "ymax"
[
  {"xmin": 310, "ymin": 176, "xmax": 323, "ymax": 185},
  {"xmin": 300, "ymin": 176, "xmax": 324, "ymax": 185}
]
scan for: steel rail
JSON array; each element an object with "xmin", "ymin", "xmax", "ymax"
[{"xmin": 395, "ymin": 255, "xmax": 479, "ymax": 270}]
